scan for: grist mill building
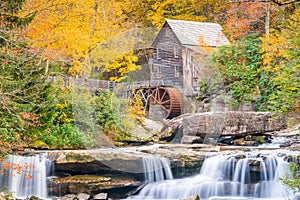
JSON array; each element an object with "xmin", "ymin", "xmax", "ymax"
[{"xmin": 151, "ymin": 19, "xmax": 230, "ymax": 96}]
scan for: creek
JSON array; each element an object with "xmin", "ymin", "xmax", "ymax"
[
  {"xmin": 0, "ymin": 142, "xmax": 299, "ymax": 199},
  {"xmin": 0, "ymin": 154, "xmax": 52, "ymax": 199},
  {"xmin": 130, "ymin": 150, "xmax": 299, "ymax": 200}
]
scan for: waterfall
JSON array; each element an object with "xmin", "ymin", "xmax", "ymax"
[
  {"xmin": 0, "ymin": 154, "xmax": 51, "ymax": 199},
  {"xmin": 142, "ymin": 155, "xmax": 173, "ymax": 182},
  {"xmin": 131, "ymin": 152, "xmax": 297, "ymax": 200}
]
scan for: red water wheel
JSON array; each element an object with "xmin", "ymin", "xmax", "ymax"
[{"xmin": 150, "ymin": 86, "xmax": 182, "ymax": 119}]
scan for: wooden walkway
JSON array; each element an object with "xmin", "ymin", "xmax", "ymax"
[
  {"xmin": 47, "ymin": 76, "xmax": 115, "ymax": 92},
  {"xmin": 47, "ymin": 76, "xmax": 174, "ymax": 98}
]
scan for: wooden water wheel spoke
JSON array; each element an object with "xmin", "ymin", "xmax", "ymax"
[
  {"xmin": 160, "ymin": 105, "xmax": 170, "ymax": 113},
  {"xmin": 131, "ymin": 86, "xmax": 182, "ymax": 119},
  {"xmin": 161, "ymin": 99, "xmax": 171, "ymax": 104},
  {"xmin": 160, "ymin": 90, "xmax": 167, "ymax": 102},
  {"xmin": 149, "ymin": 86, "xmax": 182, "ymax": 119}
]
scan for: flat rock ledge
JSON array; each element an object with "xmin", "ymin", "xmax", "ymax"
[{"xmin": 21, "ymin": 141, "xmax": 300, "ymax": 199}]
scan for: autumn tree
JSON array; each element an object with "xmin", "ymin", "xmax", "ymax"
[
  {"xmin": 123, "ymin": 0, "xmax": 229, "ymax": 27},
  {"xmin": 220, "ymin": 0, "xmax": 300, "ymax": 40},
  {"xmin": 22, "ymin": 0, "xmax": 139, "ymax": 77},
  {"xmin": 257, "ymin": 7, "xmax": 300, "ymax": 113},
  {"xmin": 0, "ymin": 0, "xmax": 55, "ymax": 157}
]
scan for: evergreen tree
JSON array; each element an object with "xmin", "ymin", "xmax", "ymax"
[
  {"xmin": 0, "ymin": 0, "xmax": 35, "ymax": 47},
  {"xmin": 0, "ymin": 0, "xmax": 54, "ymax": 156}
]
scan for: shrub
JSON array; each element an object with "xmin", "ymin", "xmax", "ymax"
[{"xmin": 42, "ymin": 124, "xmax": 93, "ymax": 149}]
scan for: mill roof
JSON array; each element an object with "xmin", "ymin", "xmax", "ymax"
[{"xmin": 158, "ymin": 19, "xmax": 230, "ymax": 49}]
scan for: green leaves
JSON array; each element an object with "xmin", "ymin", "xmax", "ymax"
[
  {"xmin": 0, "ymin": 0, "xmax": 35, "ymax": 47},
  {"xmin": 258, "ymin": 8, "xmax": 300, "ymax": 114},
  {"xmin": 280, "ymin": 162, "xmax": 300, "ymax": 192},
  {"xmin": 43, "ymin": 123, "xmax": 93, "ymax": 149},
  {"xmin": 212, "ymin": 34, "xmax": 262, "ymax": 106}
]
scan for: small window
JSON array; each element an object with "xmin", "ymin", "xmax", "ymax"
[
  {"xmin": 174, "ymin": 46, "xmax": 179, "ymax": 58},
  {"xmin": 153, "ymin": 65, "xmax": 161, "ymax": 73},
  {"xmin": 157, "ymin": 48, "xmax": 161, "ymax": 60},
  {"xmin": 175, "ymin": 66, "xmax": 180, "ymax": 77},
  {"xmin": 153, "ymin": 65, "xmax": 161, "ymax": 78}
]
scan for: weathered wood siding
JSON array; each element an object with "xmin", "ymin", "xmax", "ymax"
[
  {"xmin": 152, "ymin": 23, "xmax": 184, "ymax": 92},
  {"xmin": 182, "ymin": 47, "xmax": 200, "ymax": 96}
]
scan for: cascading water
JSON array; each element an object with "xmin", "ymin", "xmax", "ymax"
[
  {"xmin": 0, "ymin": 154, "xmax": 51, "ymax": 199},
  {"xmin": 142, "ymin": 155, "xmax": 173, "ymax": 182},
  {"xmin": 130, "ymin": 152, "xmax": 297, "ymax": 200}
]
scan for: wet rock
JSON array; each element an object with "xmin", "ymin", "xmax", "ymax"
[
  {"xmin": 160, "ymin": 122, "xmax": 179, "ymax": 140},
  {"xmin": 77, "ymin": 193, "xmax": 90, "ymax": 200},
  {"xmin": 276, "ymin": 123, "xmax": 300, "ymax": 137},
  {"xmin": 51, "ymin": 174, "xmax": 141, "ymax": 195},
  {"xmin": 209, "ymin": 198, "xmax": 246, "ymax": 200},
  {"xmin": 29, "ymin": 196, "xmax": 42, "ymax": 200},
  {"xmin": 234, "ymin": 153, "xmax": 246, "ymax": 160},
  {"xmin": 0, "ymin": 192, "xmax": 5, "ymax": 200},
  {"xmin": 28, "ymin": 140, "xmax": 49, "ymax": 150},
  {"xmin": 291, "ymin": 143, "xmax": 300, "ymax": 150},
  {"xmin": 93, "ymin": 193, "xmax": 108, "ymax": 200},
  {"xmin": 248, "ymin": 159, "xmax": 262, "ymax": 172},
  {"xmin": 180, "ymin": 194, "xmax": 200, "ymax": 200},
  {"xmin": 61, "ymin": 194, "xmax": 77, "ymax": 200},
  {"xmin": 46, "ymin": 149, "xmax": 145, "ymax": 174},
  {"xmin": 181, "ymin": 135, "xmax": 203, "ymax": 144}
]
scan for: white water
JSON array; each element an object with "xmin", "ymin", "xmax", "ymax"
[
  {"xmin": 258, "ymin": 136, "xmax": 290, "ymax": 148},
  {"xmin": 0, "ymin": 154, "xmax": 51, "ymax": 199},
  {"xmin": 131, "ymin": 152, "xmax": 297, "ymax": 200},
  {"xmin": 143, "ymin": 155, "xmax": 173, "ymax": 182}
]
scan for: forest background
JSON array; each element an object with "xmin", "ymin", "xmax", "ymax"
[{"xmin": 0, "ymin": 0, "xmax": 299, "ymax": 157}]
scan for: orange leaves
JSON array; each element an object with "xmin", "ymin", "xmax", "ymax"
[
  {"xmin": 20, "ymin": 112, "xmax": 42, "ymax": 127},
  {"xmin": 221, "ymin": 2, "xmax": 273, "ymax": 41},
  {"xmin": 25, "ymin": 173, "xmax": 33, "ymax": 180},
  {"xmin": 14, "ymin": 164, "xmax": 23, "ymax": 174},
  {"xmin": 0, "ymin": 160, "xmax": 34, "ymax": 180},
  {"xmin": 20, "ymin": 112, "xmax": 32, "ymax": 120},
  {"xmin": 2, "ymin": 162, "xmax": 11, "ymax": 171}
]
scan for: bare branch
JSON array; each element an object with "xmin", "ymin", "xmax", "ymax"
[
  {"xmin": 225, "ymin": 0, "xmax": 300, "ymax": 5},
  {"xmin": 272, "ymin": 0, "xmax": 300, "ymax": 5}
]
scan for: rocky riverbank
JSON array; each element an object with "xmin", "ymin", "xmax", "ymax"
[
  {"xmin": 19, "ymin": 111, "xmax": 299, "ymax": 199},
  {"xmin": 23, "ymin": 142, "xmax": 300, "ymax": 199}
]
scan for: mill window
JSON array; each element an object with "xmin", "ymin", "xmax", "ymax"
[{"xmin": 175, "ymin": 65, "xmax": 180, "ymax": 77}]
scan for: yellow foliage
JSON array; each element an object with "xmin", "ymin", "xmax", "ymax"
[
  {"xmin": 128, "ymin": 90, "xmax": 146, "ymax": 121},
  {"xmin": 22, "ymin": 0, "xmax": 129, "ymax": 75},
  {"xmin": 259, "ymin": 30, "xmax": 289, "ymax": 73}
]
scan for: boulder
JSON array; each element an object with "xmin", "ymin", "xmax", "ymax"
[
  {"xmin": 93, "ymin": 193, "xmax": 108, "ymax": 200},
  {"xmin": 180, "ymin": 194, "xmax": 200, "ymax": 200},
  {"xmin": 29, "ymin": 196, "xmax": 42, "ymax": 200},
  {"xmin": 128, "ymin": 118, "xmax": 163, "ymax": 142},
  {"xmin": 61, "ymin": 194, "xmax": 77, "ymax": 200},
  {"xmin": 77, "ymin": 193, "xmax": 90, "ymax": 200},
  {"xmin": 157, "ymin": 112, "xmax": 286, "ymax": 144},
  {"xmin": 0, "ymin": 193, "xmax": 5, "ymax": 200}
]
